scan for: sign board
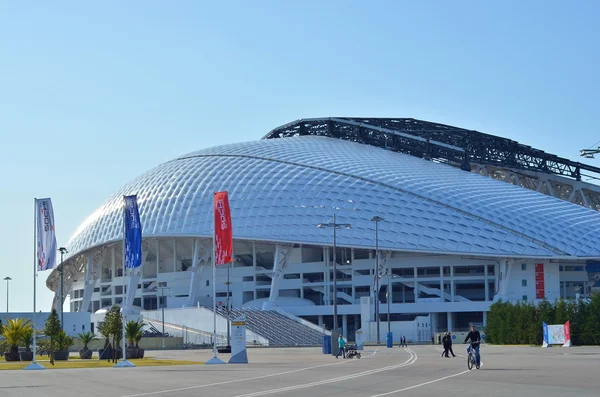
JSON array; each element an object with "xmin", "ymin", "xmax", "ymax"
[
  {"xmin": 535, "ymin": 263, "xmax": 545, "ymax": 299},
  {"xmin": 228, "ymin": 315, "xmax": 248, "ymax": 363},
  {"xmin": 355, "ymin": 329, "xmax": 364, "ymax": 350},
  {"xmin": 542, "ymin": 321, "xmax": 571, "ymax": 347}
]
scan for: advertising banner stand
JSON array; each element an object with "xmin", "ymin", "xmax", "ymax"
[
  {"xmin": 228, "ymin": 315, "xmax": 248, "ymax": 363},
  {"xmin": 542, "ymin": 321, "xmax": 571, "ymax": 347},
  {"xmin": 355, "ymin": 329, "xmax": 364, "ymax": 350}
]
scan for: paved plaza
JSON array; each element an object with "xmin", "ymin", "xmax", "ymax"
[{"xmin": 0, "ymin": 345, "xmax": 598, "ymax": 397}]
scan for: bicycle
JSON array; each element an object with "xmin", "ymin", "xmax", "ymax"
[{"xmin": 467, "ymin": 345, "xmax": 480, "ymax": 370}]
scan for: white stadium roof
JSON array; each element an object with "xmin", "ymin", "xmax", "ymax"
[{"xmin": 65, "ymin": 135, "xmax": 600, "ymax": 260}]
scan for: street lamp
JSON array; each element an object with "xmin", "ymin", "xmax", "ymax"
[
  {"xmin": 225, "ymin": 263, "xmax": 232, "ymax": 350},
  {"xmin": 58, "ymin": 247, "xmax": 68, "ymax": 330},
  {"xmin": 380, "ymin": 273, "xmax": 399, "ymax": 334},
  {"xmin": 156, "ymin": 284, "xmax": 170, "ymax": 349},
  {"xmin": 317, "ymin": 214, "xmax": 351, "ymax": 340},
  {"xmin": 3, "ymin": 277, "xmax": 11, "ymax": 313},
  {"xmin": 370, "ymin": 216, "xmax": 384, "ymax": 345}
]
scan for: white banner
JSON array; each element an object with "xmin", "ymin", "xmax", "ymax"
[{"xmin": 36, "ymin": 198, "xmax": 57, "ymax": 271}]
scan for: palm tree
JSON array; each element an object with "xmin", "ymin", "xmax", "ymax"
[
  {"xmin": 21, "ymin": 328, "xmax": 34, "ymax": 352},
  {"xmin": 2, "ymin": 317, "xmax": 33, "ymax": 361},
  {"xmin": 78, "ymin": 331, "xmax": 97, "ymax": 359},
  {"xmin": 126, "ymin": 320, "xmax": 146, "ymax": 348}
]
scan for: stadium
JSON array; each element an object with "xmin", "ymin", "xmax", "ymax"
[{"xmin": 46, "ymin": 118, "xmax": 600, "ymax": 345}]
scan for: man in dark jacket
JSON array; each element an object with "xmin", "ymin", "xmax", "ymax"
[
  {"xmin": 446, "ymin": 332, "xmax": 456, "ymax": 357},
  {"xmin": 441, "ymin": 333, "xmax": 449, "ymax": 357},
  {"xmin": 464, "ymin": 325, "xmax": 481, "ymax": 367}
]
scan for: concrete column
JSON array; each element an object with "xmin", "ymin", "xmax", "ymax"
[
  {"xmin": 156, "ymin": 238, "xmax": 160, "ymax": 276},
  {"xmin": 483, "ymin": 311, "xmax": 487, "ymax": 327},
  {"xmin": 440, "ymin": 265, "xmax": 444, "ymax": 302},
  {"xmin": 450, "ymin": 266, "xmax": 455, "ymax": 302},
  {"xmin": 414, "ymin": 267, "xmax": 418, "ymax": 301},
  {"xmin": 318, "ymin": 315, "xmax": 324, "ymax": 328},
  {"xmin": 484, "ymin": 264, "xmax": 489, "ymax": 301},
  {"xmin": 172, "ymin": 238, "xmax": 177, "ymax": 272},
  {"xmin": 431, "ymin": 312, "xmax": 438, "ymax": 334},
  {"xmin": 111, "ymin": 244, "xmax": 116, "ymax": 279},
  {"xmin": 342, "ymin": 314, "xmax": 348, "ymax": 338},
  {"xmin": 447, "ymin": 311, "xmax": 453, "ymax": 332}
]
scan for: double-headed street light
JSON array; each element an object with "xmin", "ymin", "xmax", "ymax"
[
  {"xmin": 4, "ymin": 277, "xmax": 12, "ymax": 313},
  {"xmin": 370, "ymin": 216, "xmax": 384, "ymax": 345},
  {"xmin": 317, "ymin": 214, "xmax": 351, "ymax": 338},
  {"xmin": 58, "ymin": 247, "xmax": 68, "ymax": 330}
]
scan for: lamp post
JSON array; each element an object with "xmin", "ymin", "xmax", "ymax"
[
  {"xmin": 385, "ymin": 273, "xmax": 398, "ymax": 334},
  {"xmin": 58, "ymin": 247, "xmax": 68, "ymax": 330},
  {"xmin": 317, "ymin": 214, "xmax": 351, "ymax": 340},
  {"xmin": 370, "ymin": 216, "xmax": 384, "ymax": 345},
  {"xmin": 226, "ymin": 262, "xmax": 232, "ymax": 349},
  {"xmin": 3, "ymin": 277, "xmax": 11, "ymax": 313},
  {"xmin": 379, "ymin": 272, "xmax": 397, "ymax": 347},
  {"xmin": 156, "ymin": 285, "xmax": 170, "ymax": 349}
]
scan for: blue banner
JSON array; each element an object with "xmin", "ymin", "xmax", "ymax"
[
  {"xmin": 543, "ymin": 322, "xmax": 549, "ymax": 344},
  {"xmin": 124, "ymin": 195, "xmax": 142, "ymax": 268}
]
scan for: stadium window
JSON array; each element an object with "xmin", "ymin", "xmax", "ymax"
[
  {"xmin": 521, "ymin": 263, "xmax": 527, "ymax": 271},
  {"xmin": 522, "ymin": 295, "xmax": 528, "ymax": 301},
  {"xmin": 206, "ymin": 280, "xmax": 210, "ymax": 287},
  {"xmin": 522, "ymin": 279, "xmax": 527, "ymax": 287}
]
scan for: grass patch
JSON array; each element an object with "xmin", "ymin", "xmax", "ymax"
[{"xmin": 0, "ymin": 358, "xmax": 204, "ymax": 370}]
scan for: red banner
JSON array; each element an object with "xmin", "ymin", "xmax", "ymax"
[
  {"xmin": 535, "ymin": 263, "xmax": 545, "ymax": 299},
  {"xmin": 564, "ymin": 320, "xmax": 571, "ymax": 343},
  {"xmin": 214, "ymin": 191, "xmax": 233, "ymax": 265}
]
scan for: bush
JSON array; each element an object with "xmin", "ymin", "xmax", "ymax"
[{"xmin": 484, "ymin": 293, "xmax": 600, "ymax": 346}]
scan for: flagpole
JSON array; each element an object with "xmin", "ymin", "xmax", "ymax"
[
  {"xmin": 32, "ymin": 198, "xmax": 38, "ymax": 361},
  {"xmin": 206, "ymin": 192, "xmax": 225, "ymax": 365},
  {"xmin": 115, "ymin": 195, "xmax": 135, "ymax": 367},
  {"xmin": 25, "ymin": 199, "xmax": 44, "ymax": 370},
  {"xmin": 212, "ymin": 198, "xmax": 217, "ymax": 360},
  {"xmin": 121, "ymin": 196, "xmax": 127, "ymax": 361}
]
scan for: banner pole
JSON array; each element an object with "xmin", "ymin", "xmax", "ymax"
[
  {"xmin": 115, "ymin": 195, "xmax": 135, "ymax": 367},
  {"xmin": 212, "ymin": 193, "xmax": 217, "ymax": 360},
  {"xmin": 32, "ymin": 198, "xmax": 38, "ymax": 362},
  {"xmin": 25, "ymin": 199, "xmax": 44, "ymax": 370},
  {"xmin": 206, "ymin": 192, "xmax": 225, "ymax": 365},
  {"xmin": 121, "ymin": 196, "xmax": 127, "ymax": 361}
]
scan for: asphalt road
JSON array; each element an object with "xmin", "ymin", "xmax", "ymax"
[{"xmin": 1, "ymin": 344, "xmax": 599, "ymax": 397}]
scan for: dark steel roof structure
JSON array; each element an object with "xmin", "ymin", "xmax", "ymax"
[{"xmin": 263, "ymin": 118, "xmax": 600, "ymax": 182}]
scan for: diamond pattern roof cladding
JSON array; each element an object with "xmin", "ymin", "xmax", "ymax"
[{"xmin": 65, "ymin": 136, "xmax": 600, "ymax": 259}]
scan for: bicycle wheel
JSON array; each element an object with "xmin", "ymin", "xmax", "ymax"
[
  {"xmin": 357, "ymin": 353, "xmax": 361, "ymax": 359},
  {"xmin": 467, "ymin": 353, "xmax": 474, "ymax": 370}
]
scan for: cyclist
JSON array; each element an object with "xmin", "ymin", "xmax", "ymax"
[{"xmin": 464, "ymin": 325, "xmax": 481, "ymax": 368}]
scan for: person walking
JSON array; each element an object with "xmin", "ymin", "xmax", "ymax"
[
  {"xmin": 447, "ymin": 332, "xmax": 456, "ymax": 357},
  {"xmin": 441, "ymin": 332, "xmax": 450, "ymax": 357},
  {"xmin": 335, "ymin": 334, "xmax": 346, "ymax": 359}
]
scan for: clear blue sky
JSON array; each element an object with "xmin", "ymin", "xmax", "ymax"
[{"xmin": 1, "ymin": 0, "xmax": 599, "ymax": 313}]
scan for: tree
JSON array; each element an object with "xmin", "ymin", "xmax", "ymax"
[
  {"xmin": 103, "ymin": 305, "xmax": 123, "ymax": 363},
  {"xmin": 44, "ymin": 308, "xmax": 61, "ymax": 366},
  {"xmin": 2, "ymin": 317, "xmax": 33, "ymax": 360},
  {"xmin": 584, "ymin": 293, "xmax": 600, "ymax": 345},
  {"xmin": 554, "ymin": 298, "xmax": 568, "ymax": 324},
  {"xmin": 126, "ymin": 320, "xmax": 145, "ymax": 348},
  {"xmin": 78, "ymin": 331, "xmax": 97, "ymax": 351},
  {"xmin": 21, "ymin": 327, "xmax": 34, "ymax": 353}
]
